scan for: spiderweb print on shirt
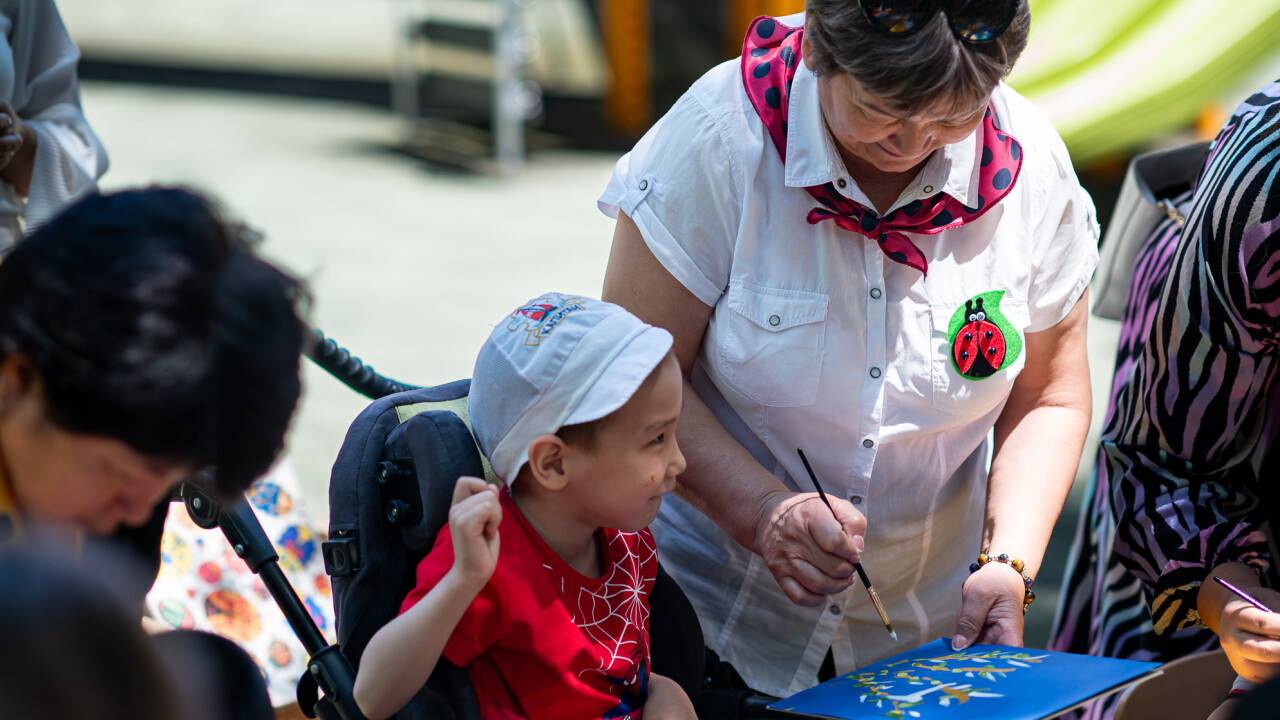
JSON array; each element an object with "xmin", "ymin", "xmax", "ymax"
[{"xmin": 569, "ymin": 530, "xmax": 657, "ymax": 683}]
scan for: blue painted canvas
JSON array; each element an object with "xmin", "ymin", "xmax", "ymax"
[{"xmin": 768, "ymin": 639, "xmax": 1161, "ymax": 719}]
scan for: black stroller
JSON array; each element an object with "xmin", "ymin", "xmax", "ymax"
[{"xmin": 183, "ymin": 330, "xmax": 786, "ymax": 719}]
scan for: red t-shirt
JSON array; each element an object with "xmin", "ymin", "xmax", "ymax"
[{"xmin": 400, "ymin": 490, "xmax": 657, "ymax": 719}]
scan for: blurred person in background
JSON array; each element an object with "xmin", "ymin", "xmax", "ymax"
[
  {"xmin": 601, "ymin": 0, "xmax": 1098, "ymax": 697},
  {"xmin": 0, "ymin": 0, "xmax": 107, "ymax": 250},
  {"xmin": 0, "ymin": 186, "xmax": 307, "ymax": 718},
  {"xmin": 1052, "ymin": 81, "xmax": 1280, "ymax": 718},
  {"xmin": 0, "ymin": 543, "xmax": 185, "ymax": 720},
  {"xmin": 0, "ymin": 186, "xmax": 306, "ymax": 577},
  {"xmin": 0, "ymin": 540, "xmax": 274, "ymax": 720}
]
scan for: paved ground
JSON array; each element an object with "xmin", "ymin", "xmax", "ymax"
[{"xmin": 82, "ymin": 79, "xmax": 1120, "ymax": 645}]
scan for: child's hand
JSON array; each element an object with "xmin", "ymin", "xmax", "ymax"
[
  {"xmin": 356, "ymin": 481, "xmax": 499, "ymax": 720},
  {"xmin": 643, "ymin": 673, "xmax": 696, "ymax": 720},
  {"xmin": 448, "ymin": 476, "xmax": 501, "ymax": 589}
]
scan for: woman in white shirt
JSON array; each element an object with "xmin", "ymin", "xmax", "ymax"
[
  {"xmin": 0, "ymin": 0, "xmax": 107, "ymax": 249},
  {"xmin": 600, "ymin": 0, "xmax": 1098, "ymax": 698}
]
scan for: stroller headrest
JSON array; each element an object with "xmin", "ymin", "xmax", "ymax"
[
  {"xmin": 383, "ymin": 408, "xmax": 488, "ymax": 552},
  {"xmin": 328, "ymin": 380, "xmax": 501, "ymax": 665}
]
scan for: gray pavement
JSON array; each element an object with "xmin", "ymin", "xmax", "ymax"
[{"xmin": 82, "ymin": 80, "xmax": 1122, "ymax": 646}]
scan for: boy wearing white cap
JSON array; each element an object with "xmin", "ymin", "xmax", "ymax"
[{"xmin": 354, "ymin": 293, "xmax": 695, "ymax": 720}]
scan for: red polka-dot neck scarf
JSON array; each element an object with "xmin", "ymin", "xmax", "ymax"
[{"xmin": 741, "ymin": 15, "xmax": 1023, "ymax": 276}]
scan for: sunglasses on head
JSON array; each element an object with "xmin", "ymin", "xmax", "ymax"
[{"xmin": 860, "ymin": 0, "xmax": 1021, "ymax": 45}]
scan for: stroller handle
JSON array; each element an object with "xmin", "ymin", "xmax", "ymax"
[{"xmin": 305, "ymin": 327, "xmax": 421, "ymax": 400}]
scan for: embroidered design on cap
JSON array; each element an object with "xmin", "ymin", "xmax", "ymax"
[
  {"xmin": 739, "ymin": 15, "xmax": 1024, "ymax": 277},
  {"xmin": 507, "ymin": 295, "xmax": 589, "ymax": 347},
  {"xmin": 947, "ymin": 290, "xmax": 1022, "ymax": 380}
]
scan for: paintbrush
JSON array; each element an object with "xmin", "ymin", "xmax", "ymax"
[
  {"xmin": 1214, "ymin": 576, "xmax": 1276, "ymax": 614},
  {"xmin": 797, "ymin": 448, "xmax": 897, "ymax": 641}
]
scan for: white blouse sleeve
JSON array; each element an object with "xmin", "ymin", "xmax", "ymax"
[
  {"xmin": 1024, "ymin": 123, "xmax": 1100, "ymax": 333},
  {"xmin": 8, "ymin": 0, "xmax": 107, "ymax": 229},
  {"xmin": 597, "ymin": 92, "xmax": 742, "ymax": 308}
]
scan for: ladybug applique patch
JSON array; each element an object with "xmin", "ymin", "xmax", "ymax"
[{"xmin": 947, "ymin": 291, "xmax": 1022, "ymax": 380}]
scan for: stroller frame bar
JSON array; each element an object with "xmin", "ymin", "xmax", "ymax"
[{"xmin": 180, "ymin": 462, "xmax": 368, "ymax": 718}]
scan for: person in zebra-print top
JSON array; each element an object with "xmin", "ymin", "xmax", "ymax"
[{"xmin": 1050, "ymin": 80, "xmax": 1280, "ymax": 718}]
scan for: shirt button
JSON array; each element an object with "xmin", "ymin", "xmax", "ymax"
[
  {"xmin": 850, "ymin": 495, "xmax": 863, "ymax": 505},
  {"xmin": 768, "ymin": 314, "xmax": 781, "ymax": 327},
  {"xmin": 870, "ymin": 288, "xmax": 883, "ymax": 300},
  {"xmin": 837, "ymin": 178, "xmax": 848, "ymax": 188},
  {"xmin": 639, "ymin": 179, "xmax": 649, "ymax": 191},
  {"xmin": 829, "ymin": 604, "xmax": 842, "ymax": 615},
  {"xmin": 923, "ymin": 184, "xmax": 934, "ymax": 193},
  {"xmin": 869, "ymin": 367, "xmax": 882, "ymax": 379},
  {"xmin": 863, "ymin": 439, "xmax": 875, "ymax": 449}
]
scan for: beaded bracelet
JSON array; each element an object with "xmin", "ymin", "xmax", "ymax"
[{"xmin": 969, "ymin": 552, "xmax": 1036, "ymax": 613}]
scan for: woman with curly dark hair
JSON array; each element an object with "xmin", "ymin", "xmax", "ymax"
[
  {"xmin": 0, "ymin": 186, "xmax": 307, "ymax": 718},
  {"xmin": 0, "ymin": 186, "xmax": 307, "ymax": 548}
]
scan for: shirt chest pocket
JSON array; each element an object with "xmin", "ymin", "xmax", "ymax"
[
  {"xmin": 716, "ymin": 281, "xmax": 829, "ymax": 408},
  {"xmin": 929, "ymin": 296, "xmax": 1029, "ymax": 417}
]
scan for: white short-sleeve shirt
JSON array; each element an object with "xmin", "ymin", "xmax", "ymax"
[{"xmin": 597, "ymin": 17, "xmax": 1099, "ymax": 697}]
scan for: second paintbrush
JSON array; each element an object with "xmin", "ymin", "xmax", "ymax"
[{"xmin": 796, "ymin": 448, "xmax": 897, "ymax": 641}]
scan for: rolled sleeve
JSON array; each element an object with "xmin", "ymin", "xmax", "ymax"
[
  {"xmin": 1025, "ymin": 138, "xmax": 1100, "ymax": 333},
  {"xmin": 1105, "ymin": 442, "xmax": 1272, "ymax": 635},
  {"xmin": 598, "ymin": 93, "xmax": 741, "ymax": 308},
  {"xmin": 25, "ymin": 107, "xmax": 107, "ymax": 229}
]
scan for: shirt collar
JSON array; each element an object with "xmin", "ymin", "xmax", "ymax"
[
  {"xmin": 783, "ymin": 61, "xmax": 844, "ymax": 190},
  {"xmin": 784, "ymin": 61, "xmax": 983, "ymax": 212},
  {"xmin": 915, "ymin": 126, "xmax": 980, "ymax": 210}
]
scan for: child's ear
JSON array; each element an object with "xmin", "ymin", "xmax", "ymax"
[{"xmin": 526, "ymin": 434, "xmax": 570, "ymax": 491}]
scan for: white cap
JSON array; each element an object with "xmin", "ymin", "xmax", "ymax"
[{"xmin": 467, "ymin": 292, "xmax": 674, "ymax": 484}]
